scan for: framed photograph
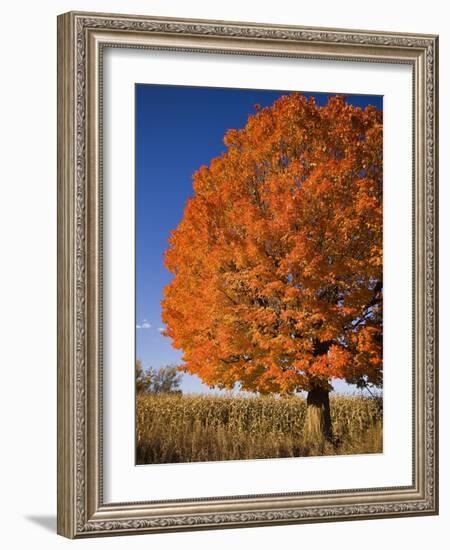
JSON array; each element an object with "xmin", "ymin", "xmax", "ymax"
[{"xmin": 57, "ymin": 11, "xmax": 439, "ymax": 538}]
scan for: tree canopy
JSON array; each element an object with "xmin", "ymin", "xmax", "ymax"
[{"xmin": 161, "ymin": 93, "xmax": 383, "ymax": 395}]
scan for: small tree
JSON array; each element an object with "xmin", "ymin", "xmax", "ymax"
[
  {"xmin": 136, "ymin": 359, "xmax": 153, "ymax": 394},
  {"xmin": 151, "ymin": 365, "xmax": 183, "ymax": 394},
  {"xmin": 136, "ymin": 361, "xmax": 183, "ymax": 395}
]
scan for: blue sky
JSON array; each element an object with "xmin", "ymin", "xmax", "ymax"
[{"xmin": 135, "ymin": 84, "xmax": 382, "ymax": 395}]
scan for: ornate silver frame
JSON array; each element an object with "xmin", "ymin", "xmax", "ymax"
[{"xmin": 57, "ymin": 11, "xmax": 439, "ymax": 538}]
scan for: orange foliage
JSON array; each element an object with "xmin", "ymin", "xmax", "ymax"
[{"xmin": 161, "ymin": 94, "xmax": 383, "ymax": 394}]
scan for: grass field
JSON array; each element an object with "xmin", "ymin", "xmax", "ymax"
[{"xmin": 136, "ymin": 393, "xmax": 383, "ymax": 464}]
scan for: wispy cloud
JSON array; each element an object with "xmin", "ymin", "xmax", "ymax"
[
  {"xmin": 136, "ymin": 319, "xmax": 152, "ymax": 329},
  {"xmin": 157, "ymin": 327, "xmax": 165, "ymax": 333}
]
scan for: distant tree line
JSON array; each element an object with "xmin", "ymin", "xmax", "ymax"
[{"xmin": 136, "ymin": 360, "xmax": 183, "ymax": 395}]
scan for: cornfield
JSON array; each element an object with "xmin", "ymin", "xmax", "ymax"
[{"xmin": 136, "ymin": 393, "xmax": 383, "ymax": 464}]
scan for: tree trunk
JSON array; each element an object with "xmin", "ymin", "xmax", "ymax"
[{"xmin": 303, "ymin": 387, "xmax": 333, "ymax": 451}]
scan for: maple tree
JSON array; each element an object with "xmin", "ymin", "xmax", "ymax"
[{"xmin": 161, "ymin": 93, "xmax": 382, "ymax": 443}]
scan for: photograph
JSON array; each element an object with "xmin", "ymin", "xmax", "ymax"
[
  {"xmin": 55, "ymin": 9, "xmax": 438, "ymax": 539},
  {"xmin": 135, "ymin": 84, "xmax": 384, "ymax": 465},
  {"xmin": 0, "ymin": 0, "xmax": 444, "ymax": 545}
]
